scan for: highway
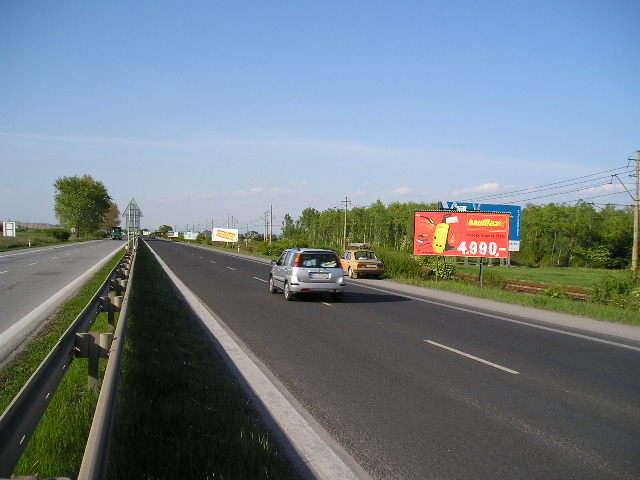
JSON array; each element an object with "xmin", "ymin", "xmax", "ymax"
[
  {"xmin": 0, "ymin": 240, "xmax": 124, "ymax": 362},
  {"xmin": 147, "ymin": 239, "xmax": 640, "ymax": 480}
]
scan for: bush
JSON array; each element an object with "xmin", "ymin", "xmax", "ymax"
[
  {"xmin": 257, "ymin": 238, "xmax": 305, "ymax": 257},
  {"xmin": 544, "ymin": 285, "xmax": 570, "ymax": 299},
  {"xmin": 590, "ymin": 274, "xmax": 639, "ymax": 311},
  {"xmin": 482, "ymin": 269, "xmax": 506, "ymax": 288},
  {"xmin": 413, "ymin": 255, "xmax": 455, "ymax": 280},
  {"xmin": 373, "ymin": 250, "xmax": 421, "ymax": 279},
  {"xmin": 46, "ymin": 228, "xmax": 71, "ymax": 241}
]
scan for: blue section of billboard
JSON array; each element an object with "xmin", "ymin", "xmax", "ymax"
[{"xmin": 439, "ymin": 202, "xmax": 522, "ymax": 251}]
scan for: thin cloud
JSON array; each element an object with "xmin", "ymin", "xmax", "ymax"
[
  {"xmin": 391, "ymin": 187, "xmax": 413, "ymax": 195},
  {"xmin": 452, "ymin": 183, "xmax": 501, "ymax": 196}
]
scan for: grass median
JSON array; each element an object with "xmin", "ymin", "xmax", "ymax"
[
  {"xmin": 107, "ymin": 241, "xmax": 300, "ymax": 479},
  {"xmin": 1, "ymin": 248, "xmax": 125, "ymax": 478}
]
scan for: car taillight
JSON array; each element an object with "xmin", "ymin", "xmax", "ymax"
[
  {"xmin": 336, "ymin": 256, "xmax": 342, "ymax": 268},
  {"xmin": 294, "ymin": 253, "xmax": 301, "ymax": 267}
]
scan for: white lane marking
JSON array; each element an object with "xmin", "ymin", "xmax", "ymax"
[
  {"xmin": 210, "ymin": 261, "xmax": 216, "ymax": 263},
  {"xmin": 51, "ymin": 256, "xmax": 59, "ymax": 259},
  {"xmin": 355, "ymin": 283, "xmax": 640, "ymax": 353},
  {"xmin": 253, "ymin": 277, "xmax": 268, "ymax": 283},
  {"xmin": 321, "ymin": 302, "xmax": 333, "ymax": 307},
  {"xmin": 28, "ymin": 262, "xmax": 39, "ymax": 266},
  {"xmin": 226, "ymin": 267, "xmax": 236, "ymax": 271},
  {"xmin": 425, "ymin": 340, "xmax": 520, "ymax": 375},
  {"xmin": 0, "ymin": 271, "xmax": 8, "ymax": 275}
]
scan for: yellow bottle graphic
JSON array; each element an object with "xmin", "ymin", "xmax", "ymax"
[{"xmin": 433, "ymin": 223, "xmax": 450, "ymax": 254}]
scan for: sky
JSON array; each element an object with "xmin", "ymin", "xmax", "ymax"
[{"xmin": 1, "ymin": 0, "xmax": 638, "ymax": 233}]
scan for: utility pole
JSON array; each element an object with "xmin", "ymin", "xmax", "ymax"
[
  {"xmin": 269, "ymin": 204, "xmax": 273, "ymax": 244},
  {"xmin": 342, "ymin": 196, "xmax": 351, "ymax": 251},
  {"xmin": 633, "ymin": 150, "xmax": 640, "ymax": 280}
]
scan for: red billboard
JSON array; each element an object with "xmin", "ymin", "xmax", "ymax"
[{"xmin": 414, "ymin": 211, "xmax": 510, "ymax": 258}]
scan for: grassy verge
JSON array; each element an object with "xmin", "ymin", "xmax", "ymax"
[
  {"xmin": 1, "ymin": 249, "xmax": 125, "ymax": 478},
  {"xmin": 108, "ymin": 241, "xmax": 300, "ymax": 479},
  {"xmin": 455, "ymin": 263, "xmax": 629, "ymax": 289},
  {"xmin": 387, "ymin": 275, "xmax": 640, "ymax": 326}
]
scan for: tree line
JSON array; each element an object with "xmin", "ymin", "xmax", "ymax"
[{"xmin": 281, "ymin": 199, "xmax": 634, "ymax": 269}]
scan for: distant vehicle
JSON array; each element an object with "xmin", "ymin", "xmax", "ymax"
[
  {"xmin": 341, "ymin": 249, "xmax": 385, "ymax": 279},
  {"xmin": 111, "ymin": 226, "xmax": 123, "ymax": 240},
  {"xmin": 269, "ymin": 247, "xmax": 346, "ymax": 302}
]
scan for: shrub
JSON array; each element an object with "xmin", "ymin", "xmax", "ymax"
[
  {"xmin": 257, "ymin": 238, "xmax": 304, "ymax": 257},
  {"xmin": 543, "ymin": 285, "xmax": 570, "ymax": 299},
  {"xmin": 412, "ymin": 255, "xmax": 455, "ymax": 280},
  {"xmin": 46, "ymin": 228, "xmax": 71, "ymax": 241},
  {"xmin": 482, "ymin": 269, "xmax": 506, "ymax": 288},
  {"xmin": 590, "ymin": 274, "xmax": 639, "ymax": 311}
]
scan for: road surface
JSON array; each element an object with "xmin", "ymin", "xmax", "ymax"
[
  {"xmin": 148, "ymin": 239, "xmax": 640, "ymax": 480},
  {"xmin": 0, "ymin": 240, "xmax": 124, "ymax": 362}
]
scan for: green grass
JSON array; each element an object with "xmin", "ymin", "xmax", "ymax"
[
  {"xmin": 1, "ymin": 250, "xmax": 125, "ymax": 478},
  {"xmin": 0, "ymin": 230, "xmax": 67, "ymax": 251},
  {"xmin": 455, "ymin": 263, "xmax": 630, "ymax": 289},
  {"xmin": 108, "ymin": 241, "xmax": 300, "ymax": 479},
  {"xmin": 388, "ymin": 275, "xmax": 640, "ymax": 326}
]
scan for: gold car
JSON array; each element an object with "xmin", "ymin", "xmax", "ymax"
[{"xmin": 341, "ymin": 249, "xmax": 385, "ymax": 279}]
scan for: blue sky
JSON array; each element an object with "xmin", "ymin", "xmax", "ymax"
[{"xmin": 1, "ymin": 1, "xmax": 638, "ymax": 232}]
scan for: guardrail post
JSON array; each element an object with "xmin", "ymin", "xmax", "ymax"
[{"xmin": 75, "ymin": 333, "xmax": 114, "ymax": 391}]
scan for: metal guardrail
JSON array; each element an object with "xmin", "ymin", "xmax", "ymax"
[
  {"xmin": 0, "ymin": 250, "xmax": 133, "ymax": 478},
  {"xmin": 77, "ymin": 247, "xmax": 135, "ymax": 480}
]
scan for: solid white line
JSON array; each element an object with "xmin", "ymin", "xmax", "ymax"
[
  {"xmin": 425, "ymin": 340, "xmax": 520, "ymax": 375},
  {"xmin": 51, "ymin": 257, "xmax": 58, "ymax": 259},
  {"xmin": 253, "ymin": 277, "xmax": 268, "ymax": 283},
  {"xmin": 0, "ymin": 271, "xmax": 8, "ymax": 275},
  {"xmin": 28, "ymin": 262, "xmax": 39, "ymax": 266},
  {"xmin": 321, "ymin": 302, "xmax": 333, "ymax": 307},
  {"xmin": 226, "ymin": 267, "xmax": 236, "ymax": 270},
  {"xmin": 355, "ymin": 283, "xmax": 640, "ymax": 353}
]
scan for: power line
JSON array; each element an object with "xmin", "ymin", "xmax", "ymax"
[{"xmin": 459, "ymin": 165, "xmax": 633, "ymax": 203}]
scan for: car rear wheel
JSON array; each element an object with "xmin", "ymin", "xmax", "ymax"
[
  {"xmin": 269, "ymin": 276, "xmax": 278, "ymax": 293},
  {"xmin": 284, "ymin": 282, "xmax": 295, "ymax": 301}
]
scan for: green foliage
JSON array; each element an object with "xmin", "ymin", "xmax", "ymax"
[
  {"xmin": 413, "ymin": 255, "xmax": 456, "ymax": 280},
  {"xmin": 482, "ymin": 269, "xmax": 507, "ymax": 288},
  {"xmin": 590, "ymin": 274, "xmax": 640, "ymax": 310},
  {"xmin": 543, "ymin": 285, "xmax": 570, "ymax": 299},
  {"xmin": 53, "ymin": 175, "xmax": 111, "ymax": 237},
  {"xmin": 257, "ymin": 238, "xmax": 304, "ymax": 257},
  {"xmin": 374, "ymin": 249, "xmax": 421, "ymax": 278},
  {"xmin": 46, "ymin": 228, "xmax": 71, "ymax": 241}
]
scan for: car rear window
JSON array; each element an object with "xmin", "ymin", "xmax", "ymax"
[
  {"xmin": 299, "ymin": 253, "xmax": 340, "ymax": 268},
  {"xmin": 355, "ymin": 251, "xmax": 377, "ymax": 260}
]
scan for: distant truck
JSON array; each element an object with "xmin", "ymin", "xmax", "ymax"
[{"xmin": 111, "ymin": 226, "xmax": 123, "ymax": 240}]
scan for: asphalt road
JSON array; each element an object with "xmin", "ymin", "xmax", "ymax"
[
  {"xmin": 148, "ymin": 239, "xmax": 640, "ymax": 480},
  {"xmin": 0, "ymin": 240, "xmax": 124, "ymax": 360}
]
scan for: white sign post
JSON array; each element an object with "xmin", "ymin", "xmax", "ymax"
[{"xmin": 2, "ymin": 222, "xmax": 16, "ymax": 237}]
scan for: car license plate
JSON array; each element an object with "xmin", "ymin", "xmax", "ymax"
[
  {"xmin": 366, "ymin": 265, "xmax": 377, "ymax": 268},
  {"xmin": 310, "ymin": 273, "xmax": 331, "ymax": 280}
]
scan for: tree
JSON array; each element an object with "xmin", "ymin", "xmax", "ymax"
[
  {"xmin": 157, "ymin": 225, "xmax": 173, "ymax": 234},
  {"xmin": 100, "ymin": 201, "xmax": 121, "ymax": 231},
  {"xmin": 53, "ymin": 175, "xmax": 111, "ymax": 237}
]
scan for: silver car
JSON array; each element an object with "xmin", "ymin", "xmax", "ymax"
[{"xmin": 269, "ymin": 248, "xmax": 346, "ymax": 301}]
